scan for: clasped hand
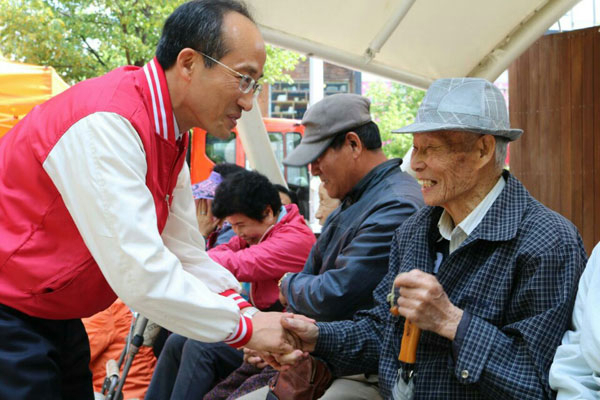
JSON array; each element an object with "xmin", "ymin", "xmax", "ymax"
[{"xmin": 244, "ymin": 311, "xmax": 319, "ymax": 370}]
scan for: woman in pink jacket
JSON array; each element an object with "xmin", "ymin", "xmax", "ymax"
[
  {"xmin": 146, "ymin": 170, "xmax": 315, "ymax": 400},
  {"xmin": 208, "ymin": 171, "xmax": 314, "ymax": 310}
]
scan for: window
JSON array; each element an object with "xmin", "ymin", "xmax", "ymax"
[
  {"xmin": 285, "ymin": 132, "xmax": 309, "ymax": 187},
  {"xmin": 205, "ymin": 132, "xmax": 236, "ymax": 164},
  {"xmin": 269, "ymin": 132, "xmax": 284, "ymax": 175}
]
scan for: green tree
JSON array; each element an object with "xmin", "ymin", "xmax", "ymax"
[
  {"xmin": 365, "ymin": 81, "xmax": 425, "ymax": 159},
  {"xmin": 263, "ymin": 45, "xmax": 304, "ymax": 85},
  {"xmin": 0, "ymin": 0, "xmax": 302, "ymax": 84}
]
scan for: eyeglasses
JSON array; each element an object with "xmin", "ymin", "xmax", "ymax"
[{"xmin": 196, "ymin": 50, "xmax": 262, "ymax": 97}]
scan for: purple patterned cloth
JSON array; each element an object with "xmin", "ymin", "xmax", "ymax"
[
  {"xmin": 192, "ymin": 171, "xmax": 222, "ymax": 200},
  {"xmin": 203, "ymin": 363, "xmax": 277, "ymax": 400}
]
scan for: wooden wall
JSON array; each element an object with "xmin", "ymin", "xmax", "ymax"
[{"xmin": 508, "ymin": 26, "xmax": 600, "ymax": 254}]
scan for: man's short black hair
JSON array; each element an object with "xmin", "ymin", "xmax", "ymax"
[
  {"xmin": 156, "ymin": 0, "xmax": 253, "ymax": 70},
  {"xmin": 212, "ymin": 162, "xmax": 245, "ymax": 178},
  {"xmin": 212, "ymin": 170, "xmax": 282, "ymax": 221},
  {"xmin": 329, "ymin": 121, "xmax": 382, "ymax": 151}
]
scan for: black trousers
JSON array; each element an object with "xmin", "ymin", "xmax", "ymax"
[
  {"xmin": 145, "ymin": 334, "xmax": 244, "ymax": 400},
  {"xmin": 0, "ymin": 304, "xmax": 94, "ymax": 400}
]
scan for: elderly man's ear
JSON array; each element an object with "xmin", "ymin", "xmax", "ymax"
[{"xmin": 476, "ymin": 134, "xmax": 496, "ymax": 166}]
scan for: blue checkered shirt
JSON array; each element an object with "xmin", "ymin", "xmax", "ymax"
[{"xmin": 314, "ymin": 171, "xmax": 587, "ymax": 399}]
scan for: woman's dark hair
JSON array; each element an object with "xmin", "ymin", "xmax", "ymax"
[
  {"xmin": 329, "ymin": 121, "xmax": 382, "ymax": 151},
  {"xmin": 212, "ymin": 170, "xmax": 281, "ymax": 221},
  {"xmin": 273, "ymin": 184, "xmax": 298, "ymax": 205},
  {"xmin": 156, "ymin": 0, "xmax": 253, "ymax": 70}
]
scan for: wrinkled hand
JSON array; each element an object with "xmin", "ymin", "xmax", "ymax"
[
  {"xmin": 263, "ymin": 313, "xmax": 319, "ymax": 369},
  {"xmin": 282, "ymin": 312, "xmax": 318, "ymax": 354},
  {"xmin": 196, "ymin": 199, "xmax": 220, "ymax": 237},
  {"xmin": 244, "ymin": 311, "xmax": 300, "ymax": 355},
  {"xmin": 393, "ymin": 269, "xmax": 463, "ymax": 340},
  {"xmin": 243, "ymin": 348, "xmax": 268, "ymax": 369}
]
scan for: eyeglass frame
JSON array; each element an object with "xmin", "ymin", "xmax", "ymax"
[{"xmin": 195, "ymin": 50, "xmax": 262, "ymax": 97}]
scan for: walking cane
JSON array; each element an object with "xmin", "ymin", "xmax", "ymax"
[{"xmin": 388, "ymin": 286, "xmax": 421, "ymax": 399}]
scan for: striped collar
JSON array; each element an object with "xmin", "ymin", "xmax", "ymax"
[{"xmin": 142, "ymin": 58, "xmax": 181, "ymax": 143}]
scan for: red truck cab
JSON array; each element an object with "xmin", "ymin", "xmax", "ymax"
[{"xmin": 189, "ymin": 117, "xmax": 310, "ymax": 217}]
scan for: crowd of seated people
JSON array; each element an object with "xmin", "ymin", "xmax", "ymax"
[
  {"xmin": 237, "ymin": 84, "xmax": 587, "ymax": 400},
  {"xmin": 202, "ymin": 182, "xmax": 346, "ymax": 400},
  {"xmin": 203, "ymin": 93, "xmax": 424, "ymax": 400},
  {"xmin": 85, "ymin": 83, "xmax": 600, "ymax": 400}
]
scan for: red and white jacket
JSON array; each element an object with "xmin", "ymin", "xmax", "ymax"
[{"xmin": 0, "ymin": 59, "xmax": 252, "ymax": 346}]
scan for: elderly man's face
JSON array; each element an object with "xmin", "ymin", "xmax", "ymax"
[{"xmin": 410, "ymin": 131, "xmax": 483, "ymax": 210}]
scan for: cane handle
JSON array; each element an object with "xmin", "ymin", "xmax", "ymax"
[{"xmin": 399, "ymin": 320, "xmax": 421, "ymax": 363}]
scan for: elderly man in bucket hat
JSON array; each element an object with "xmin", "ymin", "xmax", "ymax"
[{"xmin": 276, "ymin": 78, "xmax": 587, "ymax": 399}]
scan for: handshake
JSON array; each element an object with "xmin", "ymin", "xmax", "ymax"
[{"xmin": 242, "ymin": 311, "xmax": 319, "ymax": 370}]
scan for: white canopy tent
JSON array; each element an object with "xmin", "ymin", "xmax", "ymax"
[
  {"xmin": 239, "ymin": 0, "xmax": 579, "ymax": 187},
  {"xmin": 250, "ymin": 0, "xmax": 580, "ymax": 88}
]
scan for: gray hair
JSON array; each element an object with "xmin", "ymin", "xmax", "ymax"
[{"xmin": 494, "ymin": 136, "xmax": 509, "ymax": 171}]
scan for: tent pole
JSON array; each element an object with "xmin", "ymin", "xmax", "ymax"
[
  {"xmin": 260, "ymin": 26, "xmax": 431, "ymax": 89},
  {"xmin": 364, "ymin": 0, "xmax": 417, "ymax": 62},
  {"xmin": 469, "ymin": 0, "xmax": 581, "ymax": 81}
]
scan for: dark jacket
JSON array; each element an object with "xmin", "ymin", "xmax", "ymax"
[{"xmin": 280, "ymin": 158, "xmax": 423, "ymax": 321}]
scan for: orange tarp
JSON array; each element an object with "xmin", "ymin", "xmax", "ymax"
[{"xmin": 0, "ymin": 57, "xmax": 69, "ymax": 138}]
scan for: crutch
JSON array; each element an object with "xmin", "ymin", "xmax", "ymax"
[{"xmin": 101, "ymin": 312, "xmax": 148, "ymax": 400}]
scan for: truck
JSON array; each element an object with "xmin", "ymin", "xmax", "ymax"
[{"xmin": 189, "ymin": 117, "xmax": 311, "ymax": 219}]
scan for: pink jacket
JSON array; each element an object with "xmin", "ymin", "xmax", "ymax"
[{"xmin": 208, "ymin": 204, "xmax": 315, "ymax": 310}]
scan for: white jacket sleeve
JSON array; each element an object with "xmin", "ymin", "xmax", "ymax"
[
  {"xmin": 42, "ymin": 112, "xmax": 241, "ymax": 342},
  {"xmin": 549, "ymin": 243, "xmax": 600, "ymax": 399},
  {"xmin": 161, "ymin": 162, "xmax": 242, "ymax": 293}
]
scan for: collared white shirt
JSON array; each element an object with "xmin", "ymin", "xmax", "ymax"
[{"xmin": 438, "ymin": 176, "xmax": 506, "ymax": 254}]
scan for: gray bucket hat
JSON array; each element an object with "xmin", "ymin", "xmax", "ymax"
[
  {"xmin": 283, "ymin": 94, "xmax": 372, "ymax": 166},
  {"xmin": 393, "ymin": 78, "xmax": 523, "ymax": 141}
]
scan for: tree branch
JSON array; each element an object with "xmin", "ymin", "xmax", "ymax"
[{"xmin": 80, "ymin": 36, "xmax": 106, "ymax": 67}]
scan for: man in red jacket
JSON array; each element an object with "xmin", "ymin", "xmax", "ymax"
[{"xmin": 0, "ymin": 1, "xmax": 294, "ymax": 399}]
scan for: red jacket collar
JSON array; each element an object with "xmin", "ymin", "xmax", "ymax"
[{"xmin": 141, "ymin": 57, "xmax": 177, "ymax": 144}]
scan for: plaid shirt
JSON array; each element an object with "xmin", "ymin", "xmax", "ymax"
[{"xmin": 315, "ymin": 171, "xmax": 587, "ymax": 399}]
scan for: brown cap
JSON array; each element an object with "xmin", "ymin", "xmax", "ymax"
[{"xmin": 283, "ymin": 94, "xmax": 372, "ymax": 166}]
